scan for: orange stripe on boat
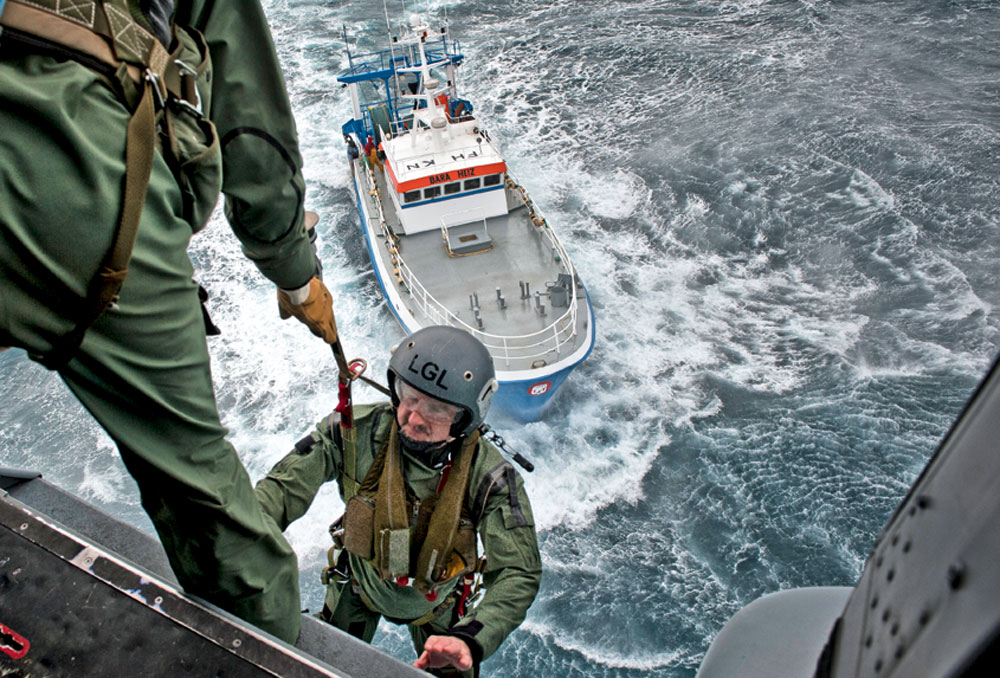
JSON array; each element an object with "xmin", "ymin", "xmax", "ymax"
[{"xmin": 387, "ymin": 161, "xmax": 508, "ymax": 193}]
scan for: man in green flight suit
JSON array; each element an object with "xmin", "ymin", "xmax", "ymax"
[
  {"xmin": 1, "ymin": 0, "xmax": 337, "ymax": 642},
  {"xmin": 255, "ymin": 326, "xmax": 542, "ymax": 676}
]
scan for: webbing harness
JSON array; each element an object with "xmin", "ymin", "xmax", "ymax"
[
  {"xmin": 333, "ymin": 345, "xmax": 391, "ymax": 502},
  {"xmin": 325, "ymin": 404, "xmax": 487, "ymax": 621},
  {"xmin": 0, "ymin": 0, "xmax": 203, "ymax": 368}
]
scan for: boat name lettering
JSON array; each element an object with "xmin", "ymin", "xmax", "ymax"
[
  {"xmin": 450, "ymin": 152, "xmax": 480, "ymax": 161},
  {"xmin": 406, "ymin": 354, "xmax": 449, "ymax": 390},
  {"xmin": 429, "ymin": 172, "xmax": 453, "ymax": 184},
  {"xmin": 456, "ymin": 168, "xmax": 476, "ymax": 178},
  {"xmin": 406, "ymin": 160, "xmax": 437, "ymax": 171}
]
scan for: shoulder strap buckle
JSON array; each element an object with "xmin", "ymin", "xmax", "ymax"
[{"xmin": 144, "ymin": 68, "xmax": 165, "ymax": 111}]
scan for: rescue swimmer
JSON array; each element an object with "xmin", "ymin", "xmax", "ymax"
[{"xmin": 255, "ymin": 326, "xmax": 542, "ymax": 676}]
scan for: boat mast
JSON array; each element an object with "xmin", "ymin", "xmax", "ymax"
[{"xmin": 400, "ymin": 16, "xmax": 451, "ymax": 150}]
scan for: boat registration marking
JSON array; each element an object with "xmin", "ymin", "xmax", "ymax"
[{"xmin": 528, "ymin": 381, "xmax": 552, "ymax": 396}]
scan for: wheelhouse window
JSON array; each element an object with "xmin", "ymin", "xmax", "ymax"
[
  {"xmin": 403, "ymin": 190, "xmax": 421, "ymax": 204},
  {"xmin": 444, "ymin": 182, "xmax": 461, "ymax": 195},
  {"xmin": 424, "ymin": 186, "xmax": 442, "ymax": 199},
  {"xmin": 483, "ymin": 174, "xmax": 501, "ymax": 187},
  {"xmin": 463, "ymin": 178, "xmax": 481, "ymax": 191}
]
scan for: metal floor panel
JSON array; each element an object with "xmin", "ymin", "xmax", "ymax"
[{"xmin": 0, "ymin": 473, "xmax": 427, "ymax": 678}]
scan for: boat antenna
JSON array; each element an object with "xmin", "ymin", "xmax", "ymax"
[
  {"xmin": 381, "ymin": 0, "xmax": 404, "ymax": 136},
  {"xmin": 478, "ymin": 424, "xmax": 535, "ymax": 472},
  {"xmin": 341, "ymin": 24, "xmax": 352, "ymax": 63},
  {"xmin": 383, "ymin": 0, "xmax": 393, "ymax": 35}
]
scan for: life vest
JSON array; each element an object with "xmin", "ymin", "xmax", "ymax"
[
  {"xmin": 341, "ymin": 418, "xmax": 479, "ymax": 595},
  {"xmin": 0, "ymin": 0, "xmax": 218, "ymax": 367}
]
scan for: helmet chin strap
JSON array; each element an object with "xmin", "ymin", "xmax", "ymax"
[{"xmin": 398, "ymin": 431, "xmax": 454, "ymax": 469}]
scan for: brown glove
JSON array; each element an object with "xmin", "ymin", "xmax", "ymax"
[{"xmin": 277, "ymin": 277, "xmax": 338, "ymax": 344}]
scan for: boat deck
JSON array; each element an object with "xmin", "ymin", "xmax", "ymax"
[{"xmin": 357, "ymin": 158, "xmax": 589, "ymax": 372}]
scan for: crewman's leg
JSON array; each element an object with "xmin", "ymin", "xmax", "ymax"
[
  {"xmin": 319, "ymin": 577, "xmax": 381, "ymax": 642},
  {"xmin": 1, "ymin": 54, "xmax": 302, "ymax": 642},
  {"xmin": 57, "ymin": 152, "xmax": 303, "ymax": 642}
]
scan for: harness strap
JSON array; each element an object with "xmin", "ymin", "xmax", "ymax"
[
  {"xmin": 455, "ymin": 572, "xmax": 475, "ymax": 618},
  {"xmin": 82, "ymin": 64, "xmax": 157, "ymax": 330},
  {"xmin": 329, "ymin": 341, "xmax": 360, "ymax": 500},
  {"xmin": 405, "ymin": 586, "xmax": 462, "ymax": 627},
  {"xmin": 42, "ymin": 37, "xmax": 169, "ymax": 368},
  {"xmin": 337, "ymin": 375, "xmax": 359, "ymax": 498},
  {"xmin": 0, "ymin": 0, "xmax": 144, "ymax": 80},
  {"xmin": 414, "ymin": 431, "xmax": 478, "ymax": 593},
  {"xmin": 373, "ymin": 423, "xmax": 411, "ymax": 579}
]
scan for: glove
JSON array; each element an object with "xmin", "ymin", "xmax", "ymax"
[{"xmin": 277, "ymin": 277, "xmax": 338, "ymax": 344}]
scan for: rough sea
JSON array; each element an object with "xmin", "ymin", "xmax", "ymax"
[{"xmin": 2, "ymin": 1, "xmax": 999, "ymax": 676}]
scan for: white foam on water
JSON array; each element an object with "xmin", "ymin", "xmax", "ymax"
[
  {"xmin": 77, "ymin": 437, "xmax": 128, "ymax": 503},
  {"xmin": 4, "ymin": 3, "xmax": 1000, "ymax": 678},
  {"xmin": 521, "ymin": 618, "xmax": 688, "ymax": 671}
]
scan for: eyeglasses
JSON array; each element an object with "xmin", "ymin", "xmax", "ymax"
[{"xmin": 394, "ymin": 380, "xmax": 460, "ymax": 426}]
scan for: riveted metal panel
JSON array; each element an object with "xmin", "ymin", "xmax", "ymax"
[{"xmin": 829, "ymin": 358, "xmax": 1000, "ymax": 678}]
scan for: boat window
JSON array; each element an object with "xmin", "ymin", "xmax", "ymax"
[
  {"xmin": 403, "ymin": 190, "xmax": 421, "ymax": 203},
  {"xmin": 424, "ymin": 186, "xmax": 442, "ymax": 199},
  {"xmin": 483, "ymin": 174, "xmax": 501, "ymax": 187},
  {"xmin": 444, "ymin": 182, "xmax": 461, "ymax": 195},
  {"xmin": 463, "ymin": 178, "xmax": 481, "ymax": 191}
]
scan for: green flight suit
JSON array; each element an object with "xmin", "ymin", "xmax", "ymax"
[
  {"xmin": 255, "ymin": 404, "xmax": 542, "ymax": 676},
  {"xmin": 1, "ymin": 0, "xmax": 316, "ymax": 642}
]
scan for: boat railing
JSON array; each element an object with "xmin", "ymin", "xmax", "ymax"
[
  {"xmin": 504, "ymin": 169, "xmax": 580, "ymax": 311},
  {"xmin": 357, "ymin": 153, "xmax": 580, "ymax": 368},
  {"xmin": 358, "ymin": 160, "xmax": 400, "ymax": 248},
  {"xmin": 343, "ymin": 30, "xmax": 463, "ymax": 140},
  {"xmin": 396, "ymin": 250, "xmax": 579, "ymax": 367}
]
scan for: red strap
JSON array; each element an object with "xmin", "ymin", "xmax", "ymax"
[
  {"xmin": 335, "ymin": 378, "xmax": 353, "ymax": 428},
  {"xmin": 456, "ymin": 575, "xmax": 474, "ymax": 617},
  {"xmin": 436, "ymin": 462, "xmax": 452, "ymax": 495}
]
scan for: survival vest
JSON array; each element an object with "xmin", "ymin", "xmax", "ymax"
[
  {"xmin": 342, "ymin": 418, "xmax": 479, "ymax": 596},
  {"xmin": 0, "ymin": 0, "xmax": 219, "ymax": 367}
]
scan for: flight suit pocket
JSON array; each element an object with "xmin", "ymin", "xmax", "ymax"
[
  {"xmin": 343, "ymin": 495, "xmax": 375, "ymax": 559},
  {"xmin": 165, "ymin": 25, "xmax": 222, "ymax": 232},
  {"xmin": 437, "ymin": 518, "xmax": 479, "ymax": 582}
]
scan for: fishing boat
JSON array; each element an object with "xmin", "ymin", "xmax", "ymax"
[{"xmin": 337, "ymin": 14, "xmax": 595, "ymax": 421}]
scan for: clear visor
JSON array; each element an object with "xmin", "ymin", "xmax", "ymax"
[{"xmin": 394, "ymin": 379, "xmax": 461, "ymax": 426}]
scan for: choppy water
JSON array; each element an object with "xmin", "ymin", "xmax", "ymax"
[{"xmin": 3, "ymin": 1, "xmax": 999, "ymax": 676}]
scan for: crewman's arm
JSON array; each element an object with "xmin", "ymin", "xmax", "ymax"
[
  {"xmin": 172, "ymin": 0, "xmax": 316, "ymax": 290},
  {"xmin": 255, "ymin": 414, "xmax": 343, "ymax": 531},
  {"xmin": 446, "ymin": 465, "xmax": 542, "ymax": 667}
]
